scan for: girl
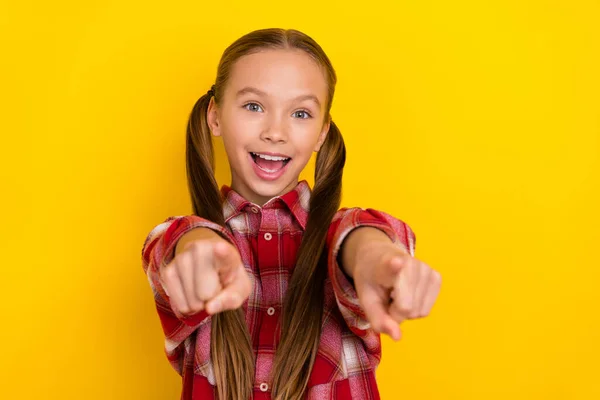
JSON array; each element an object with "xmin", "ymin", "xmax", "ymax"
[{"xmin": 141, "ymin": 28, "xmax": 441, "ymax": 400}]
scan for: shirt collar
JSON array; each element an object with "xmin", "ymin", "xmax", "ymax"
[{"xmin": 220, "ymin": 180, "xmax": 311, "ymax": 230}]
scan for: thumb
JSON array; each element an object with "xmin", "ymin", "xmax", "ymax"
[
  {"xmin": 360, "ymin": 286, "xmax": 401, "ymax": 341},
  {"xmin": 213, "ymin": 241, "xmax": 241, "ymax": 285},
  {"xmin": 374, "ymin": 255, "xmax": 406, "ymax": 288}
]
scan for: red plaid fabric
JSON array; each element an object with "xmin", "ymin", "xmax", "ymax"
[{"xmin": 141, "ymin": 180, "xmax": 416, "ymax": 399}]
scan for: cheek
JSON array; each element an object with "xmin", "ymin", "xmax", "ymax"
[
  {"xmin": 220, "ymin": 111, "xmax": 256, "ymax": 145},
  {"xmin": 291, "ymin": 123, "xmax": 323, "ymax": 152}
]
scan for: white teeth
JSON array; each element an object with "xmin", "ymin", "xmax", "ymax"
[
  {"xmin": 256, "ymin": 165, "xmax": 278, "ymax": 173},
  {"xmin": 252, "ymin": 152, "xmax": 290, "ymax": 161}
]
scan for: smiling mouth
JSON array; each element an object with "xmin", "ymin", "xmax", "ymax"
[{"xmin": 249, "ymin": 152, "xmax": 291, "ymax": 172}]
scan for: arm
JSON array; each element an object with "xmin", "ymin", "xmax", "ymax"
[
  {"xmin": 326, "ymin": 208, "xmax": 416, "ymax": 335},
  {"xmin": 331, "ymin": 209, "xmax": 440, "ymax": 343},
  {"xmin": 141, "ymin": 215, "xmax": 235, "ymax": 374}
]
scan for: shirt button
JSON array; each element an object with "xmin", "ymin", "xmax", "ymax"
[
  {"xmin": 264, "ymin": 232, "xmax": 272, "ymax": 241},
  {"xmin": 267, "ymin": 307, "xmax": 275, "ymax": 316},
  {"xmin": 259, "ymin": 383, "xmax": 269, "ymax": 392},
  {"xmin": 250, "ymin": 207, "xmax": 259, "ymax": 214}
]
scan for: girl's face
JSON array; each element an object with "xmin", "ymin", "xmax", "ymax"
[{"xmin": 207, "ymin": 49, "xmax": 330, "ymax": 206}]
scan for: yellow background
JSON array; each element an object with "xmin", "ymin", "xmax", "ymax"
[{"xmin": 1, "ymin": 0, "xmax": 598, "ymax": 398}]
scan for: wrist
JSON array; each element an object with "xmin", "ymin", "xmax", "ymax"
[
  {"xmin": 176, "ymin": 227, "xmax": 222, "ymax": 256},
  {"xmin": 340, "ymin": 227, "xmax": 391, "ymax": 279}
]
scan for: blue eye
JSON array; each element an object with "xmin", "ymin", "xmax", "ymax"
[
  {"xmin": 243, "ymin": 102, "xmax": 263, "ymax": 112},
  {"xmin": 293, "ymin": 110, "xmax": 311, "ymax": 119}
]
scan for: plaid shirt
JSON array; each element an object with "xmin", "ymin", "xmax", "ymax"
[{"xmin": 141, "ymin": 180, "xmax": 416, "ymax": 400}]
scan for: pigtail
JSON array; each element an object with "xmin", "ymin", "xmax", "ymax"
[
  {"xmin": 271, "ymin": 119, "xmax": 346, "ymax": 399},
  {"xmin": 185, "ymin": 89, "xmax": 255, "ymax": 400}
]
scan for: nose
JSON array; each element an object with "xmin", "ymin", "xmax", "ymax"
[{"xmin": 260, "ymin": 114, "xmax": 288, "ymax": 144}]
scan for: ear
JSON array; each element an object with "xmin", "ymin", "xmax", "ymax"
[
  {"xmin": 207, "ymin": 97, "xmax": 221, "ymax": 137},
  {"xmin": 314, "ymin": 117, "xmax": 330, "ymax": 152}
]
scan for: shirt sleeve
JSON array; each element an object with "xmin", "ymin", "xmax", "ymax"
[
  {"xmin": 326, "ymin": 207, "xmax": 416, "ymax": 337},
  {"xmin": 141, "ymin": 215, "xmax": 236, "ymax": 374}
]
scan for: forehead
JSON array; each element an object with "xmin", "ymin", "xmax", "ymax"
[{"xmin": 226, "ymin": 49, "xmax": 328, "ymax": 103}]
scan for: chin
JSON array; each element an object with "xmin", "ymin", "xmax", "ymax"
[
  {"xmin": 251, "ymin": 179, "xmax": 291, "ymax": 195},
  {"xmin": 249, "ymin": 175, "xmax": 299, "ymax": 198}
]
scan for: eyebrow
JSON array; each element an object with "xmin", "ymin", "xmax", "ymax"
[{"xmin": 236, "ymin": 86, "xmax": 321, "ymax": 108}]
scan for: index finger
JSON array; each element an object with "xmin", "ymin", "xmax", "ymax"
[
  {"xmin": 205, "ymin": 268, "xmax": 251, "ymax": 314},
  {"xmin": 359, "ymin": 287, "xmax": 402, "ymax": 341}
]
